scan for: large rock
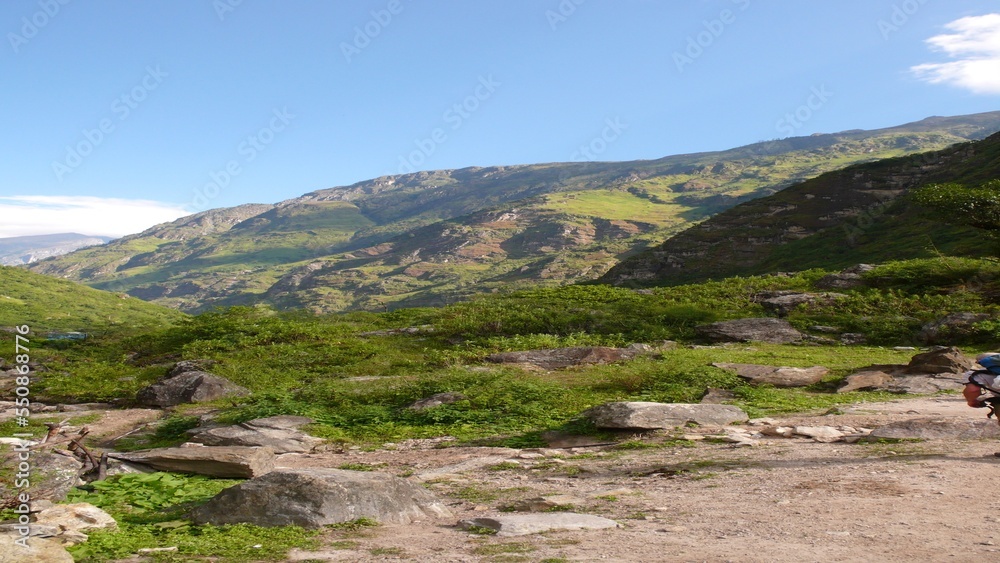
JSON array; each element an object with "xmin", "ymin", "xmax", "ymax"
[
  {"xmin": 458, "ymin": 513, "xmax": 619, "ymax": 536},
  {"xmin": 0, "ymin": 532, "xmax": 73, "ymax": 562},
  {"xmin": 584, "ymin": 402, "xmax": 748, "ymax": 429},
  {"xmin": 107, "ymin": 446, "xmax": 275, "ymax": 478},
  {"xmin": 1, "ymin": 451, "xmax": 83, "ymax": 508},
  {"xmin": 190, "ymin": 416, "xmax": 322, "ymax": 454},
  {"xmin": 135, "ymin": 370, "xmax": 250, "ymax": 407},
  {"xmin": 868, "ymin": 418, "xmax": 1000, "ymax": 441},
  {"xmin": 407, "ymin": 392, "xmax": 466, "ymax": 411},
  {"xmin": 838, "ymin": 369, "xmax": 895, "ymax": 393},
  {"xmin": 486, "ymin": 346, "xmax": 644, "ymax": 370},
  {"xmin": 837, "ymin": 366, "xmax": 964, "ymax": 394},
  {"xmin": 696, "ymin": 318, "xmax": 803, "ymax": 344},
  {"xmin": 905, "ymin": 346, "xmax": 973, "ymax": 374},
  {"xmin": 756, "ymin": 291, "xmax": 847, "ymax": 317},
  {"xmin": 191, "ymin": 468, "xmax": 452, "ymax": 527},
  {"xmin": 712, "ymin": 363, "xmax": 829, "ymax": 387},
  {"xmin": 17, "ymin": 503, "xmax": 118, "ymax": 545},
  {"xmin": 815, "ymin": 265, "xmax": 873, "ymax": 290}
]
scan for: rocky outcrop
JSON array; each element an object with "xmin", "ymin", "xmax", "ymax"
[
  {"xmin": 189, "ymin": 416, "xmax": 322, "ymax": 454},
  {"xmin": 407, "ymin": 393, "xmax": 467, "ymax": 411},
  {"xmin": 135, "ymin": 370, "xmax": 250, "ymax": 407},
  {"xmin": 712, "ymin": 363, "xmax": 829, "ymax": 387},
  {"xmin": 696, "ymin": 318, "xmax": 804, "ymax": 344},
  {"xmin": 584, "ymin": 402, "xmax": 748, "ymax": 429},
  {"xmin": 838, "ymin": 347, "xmax": 971, "ymax": 393},
  {"xmin": 756, "ymin": 291, "xmax": 848, "ymax": 317},
  {"xmin": 107, "ymin": 446, "xmax": 275, "ymax": 478},
  {"xmin": 191, "ymin": 468, "xmax": 452, "ymax": 527}
]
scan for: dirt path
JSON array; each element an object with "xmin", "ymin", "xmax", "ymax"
[{"xmin": 263, "ymin": 396, "xmax": 1000, "ymax": 562}]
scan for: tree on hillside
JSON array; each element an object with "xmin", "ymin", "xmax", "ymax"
[{"xmin": 912, "ymin": 179, "xmax": 1000, "ymax": 232}]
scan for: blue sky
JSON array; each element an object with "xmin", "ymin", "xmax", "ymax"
[{"xmin": 2, "ymin": 0, "xmax": 999, "ymax": 238}]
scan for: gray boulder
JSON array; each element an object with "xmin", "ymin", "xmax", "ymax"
[
  {"xmin": 1, "ymin": 451, "xmax": 83, "ymax": 506},
  {"xmin": 905, "ymin": 346, "xmax": 973, "ymax": 374},
  {"xmin": 135, "ymin": 370, "xmax": 250, "ymax": 407},
  {"xmin": 757, "ymin": 291, "xmax": 847, "ymax": 317},
  {"xmin": 837, "ymin": 365, "xmax": 964, "ymax": 394},
  {"xmin": 868, "ymin": 418, "xmax": 1000, "ymax": 441},
  {"xmin": 458, "ymin": 513, "xmax": 619, "ymax": 536},
  {"xmin": 108, "ymin": 446, "xmax": 275, "ymax": 478},
  {"xmin": 0, "ymin": 532, "xmax": 73, "ymax": 562},
  {"xmin": 168, "ymin": 359, "xmax": 217, "ymax": 377},
  {"xmin": 712, "ymin": 363, "xmax": 829, "ymax": 387},
  {"xmin": 190, "ymin": 468, "xmax": 452, "ymax": 527},
  {"xmin": 190, "ymin": 416, "xmax": 322, "ymax": 454},
  {"xmin": 696, "ymin": 318, "xmax": 803, "ymax": 344},
  {"xmin": 815, "ymin": 265, "xmax": 873, "ymax": 290},
  {"xmin": 585, "ymin": 401, "xmax": 748, "ymax": 429}
]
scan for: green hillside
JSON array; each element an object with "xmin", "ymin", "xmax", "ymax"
[
  {"xmin": 29, "ymin": 111, "xmax": 1000, "ymax": 313},
  {"xmin": 0, "ymin": 267, "xmax": 185, "ymax": 332},
  {"xmin": 600, "ymin": 130, "xmax": 1000, "ymax": 286}
]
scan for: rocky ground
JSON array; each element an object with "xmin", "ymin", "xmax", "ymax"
[{"xmin": 78, "ymin": 395, "xmax": 1000, "ymax": 562}]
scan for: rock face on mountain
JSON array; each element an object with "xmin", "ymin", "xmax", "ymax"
[
  {"xmin": 28, "ymin": 112, "xmax": 1000, "ymax": 313},
  {"xmin": 600, "ymin": 129, "xmax": 1000, "ymax": 287}
]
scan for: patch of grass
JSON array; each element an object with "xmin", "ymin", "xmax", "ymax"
[
  {"xmin": 487, "ymin": 462, "xmax": 523, "ymax": 471},
  {"xmin": 464, "ymin": 525, "xmax": 498, "ymax": 535},
  {"xmin": 328, "ymin": 517, "xmax": 380, "ymax": 532},
  {"xmin": 336, "ymin": 462, "xmax": 384, "ymax": 472},
  {"xmin": 369, "ymin": 546, "xmax": 405, "ymax": 556},
  {"xmin": 453, "ymin": 485, "xmax": 501, "ymax": 503},
  {"xmin": 472, "ymin": 542, "xmax": 536, "ymax": 555}
]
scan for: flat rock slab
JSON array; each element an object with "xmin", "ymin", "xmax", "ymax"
[
  {"xmin": 459, "ymin": 513, "xmax": 620, "ymax": 536},
  {"xmin": 585, "ymin": 402, "xmax": 748, "ymax": 429},
  {"xmin": 713, "ymin": 363, "xmax": 829, "ymax": 387},
  {"xmin": 191, "ymin": 468, "xmax": 452, "ymax": 527},
  {"xmin": 190, "ymin": 416, "xmax": 322, "ymax": 454},
  {"xmin": 838, "ymin": 366, "xmax": 965, "ymax": 394},
  {"xmin": 0, "ymin": 532, "xmax": 73, "ymax": 562},
  {"xmin": 696, "ymin": 318, "xmax": 803, "ymax": 344},
  {"xmin": 868, "ymin": 418, "xmax": 1000, "ymax": 441},
  {"xmin": 108, "ymin": 446, "xmax": 275, "ymax": 478}
]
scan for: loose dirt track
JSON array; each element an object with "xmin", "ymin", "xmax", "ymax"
[{"xmin": 262, "ymin": 396, "xmax": 1000, "ymax": 563}]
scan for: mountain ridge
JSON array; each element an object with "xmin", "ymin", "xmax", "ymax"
[{"xmin": 27, "ymin": 110, "xmax": 1000, "ymax": 312}]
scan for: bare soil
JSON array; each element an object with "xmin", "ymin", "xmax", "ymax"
[{"xmin": 90, "ymin": 396, "xmax": 1000, "ymax": 562}]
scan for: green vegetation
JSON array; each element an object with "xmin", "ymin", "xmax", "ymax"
[
  {"xmin": 64, "ymin": 473, "xmax": 319, "ymax": 562},
  {"xmin": 0, "ymin": 266, "xmax": 184, "ymax": 332},
  {"xmin": 913, "ymin": 179, "xmax": 1000, "ymax": 232},
  {"xmin": 8, "ymin": 254, "xmax": 996, "ymax": 560}
]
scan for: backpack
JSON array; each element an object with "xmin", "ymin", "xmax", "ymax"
[{"xmin": 979, "ymin": 354, "xmax": 1000, "ymax": 375}]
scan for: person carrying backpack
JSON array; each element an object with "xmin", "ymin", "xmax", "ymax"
[{"xmin": 963, "ymin": 353, "xmax": 1000, "ymax": 414}]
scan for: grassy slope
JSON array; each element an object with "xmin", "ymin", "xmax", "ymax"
[
  {"xmin": 601, "ymin": 131, "xmax": 1000, "ymax": 286},
  {"xmin": 0, "ymin": 266, "xmax": 185, "ymax": 332}
]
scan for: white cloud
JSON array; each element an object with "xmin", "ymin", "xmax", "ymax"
[
  {"xmin": 911, "ymin": 13, "xmax": 1000, "ymax": 95},
  {"xmin": 0, "ymin": 196, "xmax": 190, "ymax": 239}
]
